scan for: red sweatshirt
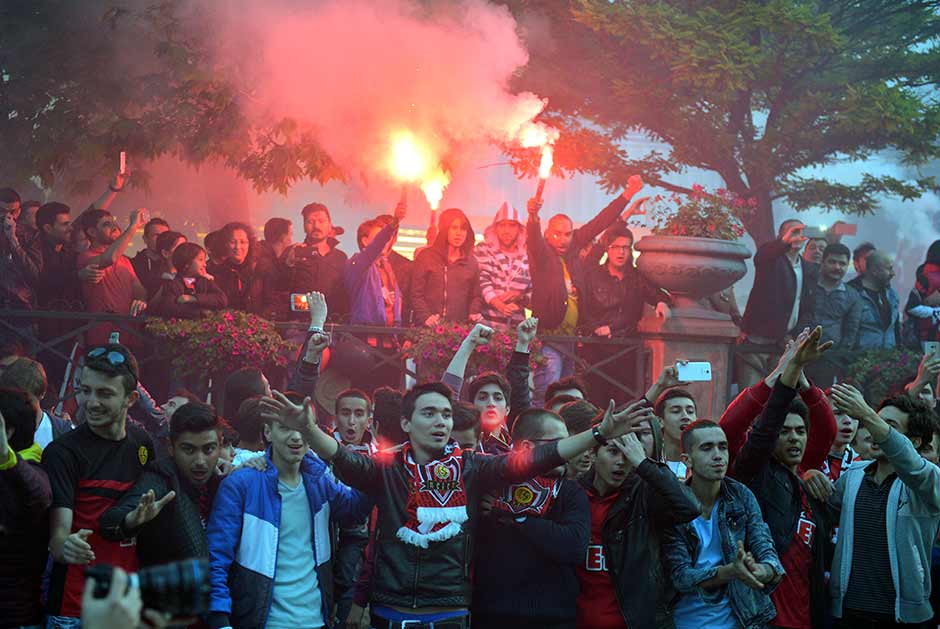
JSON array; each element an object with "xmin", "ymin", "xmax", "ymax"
[{"xmin": 720, "ymin": 380, "xmax": 836, "ymax": 472}]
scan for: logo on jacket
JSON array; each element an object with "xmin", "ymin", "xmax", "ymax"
[{"xmin": 138, "ymin": 446, "xmax": 148, "ymax": 465}]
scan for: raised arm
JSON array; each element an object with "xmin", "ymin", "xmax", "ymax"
[
  {"xmin": 507, "ymin": 317, "xmax": 537, "ymax": 426},
  {"xmin": 287, "ymin": 292, "xmax": 329, "ymax": 400},
  {"xmin": 571, "ymin": 176, "xmax": 642, "ymax": 250},
  {"xmin": 86, "ymin": 173, "xmax": 126, "ymax": 212},
  {"xmin": 85, "ymin": 208, "xmax": 148, "ymax": 268},
  {"xmin": 441, "ymin": 323, "xmax": 494, "ymax": 395}
]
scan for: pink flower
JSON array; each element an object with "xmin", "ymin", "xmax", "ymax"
[
  {"xmin": 734, "ymin": 198, "xmax": 746, "ymax": 208},
  {"xmin": 435, "ymin": 326, "xmax": 446, "ymax": 334},
  {"xmin": 747, "ymin": 197, "xmax": 758, "ymax": 208},
  {"xmin": 223, "ymin": 312, "xmax": 234, "ymax": 322}
]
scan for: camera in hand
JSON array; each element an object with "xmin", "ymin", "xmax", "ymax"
[{"xmin": 86, "ymin": 558, "xmax": 211, "ymax": 616}]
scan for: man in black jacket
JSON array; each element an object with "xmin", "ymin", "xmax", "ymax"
[
  {"xmin": 99, "ymin": 401, "xmax": 224, "ymax": 566},
  {"xmin": 472, "ymin": 408, "xmax": 590, "ymax": 629},
  {"xmin": 576, "ymin": 414, "xmax": 700, "ymax": 629},
  {"xmin": 738, "ymin": 219, "xmax": 818, "ymax": 387},
  {"xmin": 730, "ymin": 326, "xmax": 835, "ymax": 629},
  {"xmin": 526, "ymin": 175, "xmax": 645, "ymax": 406},
  {"xmin": 267, "ymin": 321, "xmax": 655, "ymax": 629}
]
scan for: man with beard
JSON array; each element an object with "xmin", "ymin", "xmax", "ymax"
[
  {"xmin": 100, "ymin": 402, "xmax": 224, "ymax": 567},
  {"xmin": 76, "ymin": 208, "xmax": 149, "ymax": 346},
  {"xmin": 42, "ymin": 344, "xmax": 155, "ymax": 626},
  {"xmin": 0, "ymin": 187, "xmax": 42, "ymax": 348},
  {"xmin": 663, "ymin": 419, "xmax": 784, "ymax": 629},
  {"xmin": 288, "ymin": 202, "xmax": 348, "ymax": 318},
  {"xmin": 471, "ymin": 408, "xmax": 590, "ymax": 629},
  {"xmin": 526, "ymin": 175, "xmax": 645, "ymax": 406},
  {"xmin": 346, "ymin": 203, "xmax": 407, "ymax": 326},
  {"xmin": 576, "ymin": 419, "xmax": 700, "ymax": 629},
  {"xmin": 729, "ymin": 327, "xmax": 837, "ymax": 629},
  {"xmin": 475, "ymin": 202, "xmax": 531, "ymax": 329},
  {"xmin": 130, "ymin": 217, "xmax": 170, "ymax": 298},
  {"xmin": 798, "ymin": 243, "xmax": 862, "ymax": 387}
]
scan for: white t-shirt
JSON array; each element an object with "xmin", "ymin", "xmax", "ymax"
[
  {"xmin": 787, "ymin": 258, "xmax": 803, "ymax": 332},
  {"xmin": 666, "ymin": 459, "xmax": 688, "ymax": 480},
  {"xmin": 35, "ymin": 413, "xmax": 55, "ymax": 449}
]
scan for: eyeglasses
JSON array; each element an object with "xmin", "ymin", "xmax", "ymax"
[{"xmin": 607, "ymin": 245, "xmax": 632, "ymax": 253}]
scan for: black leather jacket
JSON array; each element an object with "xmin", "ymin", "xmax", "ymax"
[
  {"xmin": 330, "ymin": 442, "xmax": 566, "ymax": 608},
  {"xmin": 0, "ymin": 225, "xmax": 42, "ymax": 309},
  {"xmin": 730, "ymin": 380, "xmax": 836, "ymax": 629},
  {"xmin": 579, "ymin": 460, "xmax": 700, "ymax": 629}
]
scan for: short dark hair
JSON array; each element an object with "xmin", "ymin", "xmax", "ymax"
[
  {"xmin": 336, "ymin": 388, "xmax": 372, "ymax": 414},
  {"xmin": 82, "ymin": 344, "xmax": 139, "ymax": 394},
  {"xmin": 545, "ymin": 393, "xmax": 579, "ymax": 410},
  {"xmin": 170, "ymin": 401, "xmax": 222, "ymax": 443},
  {"xmin": 357, "ymin": 219, "xmax": 382, "ymax": 248},
  {"xmin": 219, "ymin": 418, "xmax": 239, "ymax": 447},
  {"xmin": 172, "ymin": 243, "xmax": 205, "ymax": 275},
  {"xmin": 222, "ymin": 367, "xmax": 267, "ymax": 417},
  {"xmin": 36, "ymin": 202, "xmax": 71, "ymax": 231},
  {"xmin": 558, "ymin": 399, "xmax": 600, "ymax": 435},
  {"xmin": 654, "ymin": 388, "xmax": 697, "ymax": 418},
  {"xmin": 853, "ymin": 242, "xmax": 876, "ymax": 260},
  {"xmin": 221, "ymin": 221, "xmax": 255, "ymax": 246},
  {"xmin": 264, "ymin": 217, "xmax": 292, "ymax": 243},
  {"xmin": 372, "ymin": 386, "xmax": 407, "ymax": 444},
  {"xmin": 822, "ymin": 242, "xmax": 851, "ymax": 262},
  {"xmin": 80, "ymin": 209, "xmax": 113, "ymax": 239},
  {"xmin": 204, "ymin": 230, "xmax": 228, "ymax": 260},
  {"xmin": 156, "ymin": 230, "xmax": 186, "ymax": 255},
  {"xmin": 0, "ymin": 357, "xmax": 48, "ymax": 399},
  {"xmin": 233, "ymin": 396, "xmax": 267, "ymax": 442},
  {"xmin": 680, "ymin": 419, "xmax": 724, "ymax": 453},
  {"xmin": 777, "ymin": 218, "xmax": 804, "ymax": 237},
  {"xmin": 452, "ymin": 401, "xmax": 481, "ymax": 435},
  {"xmin": 787, "ymin": 397, "xmax": 811, "ymax": 431},
  {"xmin": 301, "ymin": 202, "xmax": 331, "ymax": 221},
  {"xmin": 467, "ymin": 372, "xmax": 511, "ymax": 404},
  {"xmin": 402, "ymin": 382, "xmax": 453, "ymax": 422},
  {"xmin": 545, "ymin": 376, "xmax": 587, "ymax": 401},
  {"xmin": 23, "ymin": 200, "xmax": 40, "ymax": 210},
  {"xmin": 144, "ymin": 217, "xmax": 170, "ymax": 237},
  {"xmin": 0, "ymin": 188, "xmax": 21, "ymax": 204},
  {"xmin": 512, "ymin": 408, "xmax": 564, "ymax": 442},
  {"xmin": 603, "ymin": 224, "xmax": 635, "ymax": 248},
  {"xmin": 878, "ymin": 395, "xmax": 936, "ymax": 449},
  {"xmin": 0, "ymin": 388, "xmax": 39, "ymax": 452}
]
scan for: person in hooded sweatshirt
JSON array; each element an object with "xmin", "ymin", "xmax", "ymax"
[
  {"xmin": 411, "ymin": 207, "xmax": 483, "ymax": 326},
  {"xmin": 474, "ymin": 201, "xmax": 531, "ymax": 330}
]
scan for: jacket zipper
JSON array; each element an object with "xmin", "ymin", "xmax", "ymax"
[
  {"xmin": 442, "ymin": 266, "xmax": 448, "ymax": 319},
  {"xmin": 412, "ymin": 547, "xmax": 421, "ymax": 608}
]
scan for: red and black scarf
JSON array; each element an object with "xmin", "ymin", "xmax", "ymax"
[
  {"xmin": 492, "ymin": 476, "xmax": 560, "ymax": 517},
  {"xmin": 334, "ymin": 430, "xmax": 378, "ymax": 457},
  {"xmin": 397, "ymin": 441, "xmax": 468, "ymax": 548}
]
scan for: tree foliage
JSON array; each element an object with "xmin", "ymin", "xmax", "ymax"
[{"xmin": 504, "ymin": 0, "xmax": 940, "ymax": 242}]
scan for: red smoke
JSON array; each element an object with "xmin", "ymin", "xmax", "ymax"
[{"xmin": 211, "ymin": 0, "xmax": 551, "ymax": 200}]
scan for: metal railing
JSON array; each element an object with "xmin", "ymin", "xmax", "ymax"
[{"xmin": 1, "ymin": 310, "xmax": 650, "ymax": 406}]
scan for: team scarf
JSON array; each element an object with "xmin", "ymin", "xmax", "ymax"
[
  {"xmin": 397, "ymin": 441, "xmax": 468, "ymax": 548},
  {"xmin": 479, "ymin": 424, "xmax": 512, "ymax": 454},
  {"xmin": 492, "ymin": 475, "xmax": 561, "ymax": 517},
  {"xmin": 334, "ymin": 429, "xmax": 379, "ymax": 457}
]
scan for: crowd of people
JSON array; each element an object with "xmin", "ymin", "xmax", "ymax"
[{"xmin": 2, "ymin": 173, "xmax": 940, "ymax": 629}]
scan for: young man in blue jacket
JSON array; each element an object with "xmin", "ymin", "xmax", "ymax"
[
  {"xmin": 207, "ymin": 393, "xmax": 371, "ymax": 629},
  {"xmin": 264, "ymin": 323, "xmax": 655, "ymax": 629}
]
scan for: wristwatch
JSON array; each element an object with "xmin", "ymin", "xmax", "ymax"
[{"xmin": 592, "ymin": 425, "xmax": 609, "ymax": 446}]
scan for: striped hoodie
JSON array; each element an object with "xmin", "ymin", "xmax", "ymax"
[{"xmin": 475, "ymin": 202, "xmax": 531, "ymax": 329}]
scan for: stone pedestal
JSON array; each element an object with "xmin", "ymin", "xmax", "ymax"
[{"xmin": 638, "ymin": 311, "xmax": 739, "ymax": 419}]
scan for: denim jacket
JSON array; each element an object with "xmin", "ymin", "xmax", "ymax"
[
  {"xmin": 663, "ymin": 477, "xmax": 784, "ymax": 629},
  {"xmin": 856, "ymin": 284, "xmax": 900, "ymax": 349}
]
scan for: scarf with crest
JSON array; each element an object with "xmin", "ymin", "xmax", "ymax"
[
  {"xmin": 492, "ymin": 476, "xmax": 561, "ymax": 517},
  {"xmin": 397, "ymin": 441, "xmax": 468, "ymax": 548}
]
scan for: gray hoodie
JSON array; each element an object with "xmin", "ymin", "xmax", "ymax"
[{"xmin": 829, "ymin": 427, "xmax": 940, "ymax": 623}]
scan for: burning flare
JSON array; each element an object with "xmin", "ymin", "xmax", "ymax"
[
  {"xmin": 388, "ymin": 131, "xmax": 432, "ymax": 182},
  {"xmin": 421, "ymin": 169, "xmax": 450, "ymax": 210},
  {"xmin": 538, "ymin": 145, "xmax": 554, "ymax": 180}
]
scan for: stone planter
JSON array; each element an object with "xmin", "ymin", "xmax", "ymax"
[{"xmin": 635, "ymin": 235, "xmax": 751, "ymax": 320}]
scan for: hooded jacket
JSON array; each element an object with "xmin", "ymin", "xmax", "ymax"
[
  {"xmin": 474, "ymin": 202, "xmax": 531, "ymax": 328},
  {"xmin": 208, "ymin": 256, "xmax": 255, "ymax": 312},
  {"xmin": 289, "ymin": 236, "xmax": 349, "ymax": 318},
  {"xmin": 411, "ymin": 208, "xmax": 483, "ymax": 324}
]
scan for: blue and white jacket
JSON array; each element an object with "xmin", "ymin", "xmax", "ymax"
[{"xmin": 207, "ymin": 449, "xmax": 371, "ymax": 629}]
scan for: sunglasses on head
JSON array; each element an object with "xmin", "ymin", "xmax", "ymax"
[{"xmin": 87, "ymin": 347, "xmax": 127, "ymax": 366}]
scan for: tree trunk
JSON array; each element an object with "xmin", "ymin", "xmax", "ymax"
[{"xmin": 742, "ymin": 188, "xmax": 776, "ymax": 246}]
